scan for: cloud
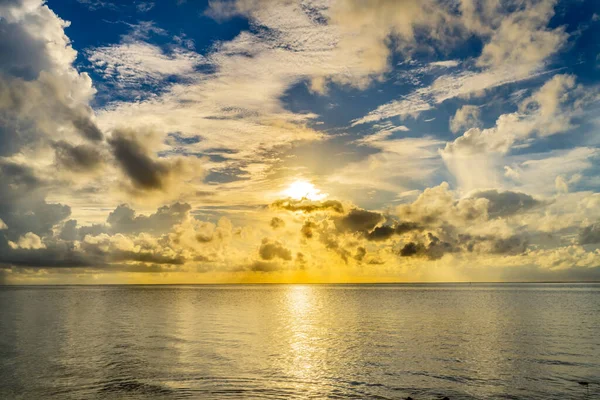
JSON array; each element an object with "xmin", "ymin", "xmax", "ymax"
[
  {"xmin": 579, "ymin": 223, "xmax": 600, "ymax": 245},
  {"xmin": 469, "ymin": 190, "xmax": 543, "ymax": 218},
  {"xmin": 334, "ymin": 208, "xmax": 384, "ymax": 233},
  {"xmin": 449, "ymin": 105, "xmax": 481, "ymax": 134},
  {"xmin": 366, "ymin": 225, "xmax": 396, "ymax": 242},
  {"xmin": 269, "ymin": 217, "xmax": 285, "ymax": 229},
  {"xmin": 271, "ymin": 198, "xmax": 344, "ymax": 213},
  {"xmin": 107, "ymin": 202, "xmax": 191, "ymax": 234},
  {"xmin": 75, "ymin": 0, "xmax": 119, "ymax": 11},
  {"xmin": 86, "ymin": 22, "xmax": 205, "ymax": 93},
  {"xmin": 8, "ymin": 232, "xmax": 45, "ymax": 250},
  {"xmin": 248, "ymin": 260, "xmax": 282, "ymax": 273},
  {"xmin": 0, "ymin": 159, "xmax": 71, "ymax": 239},
  {"xmin": 2, "ymin": 0, "xmax": 600, "ymax": 284},
  {"xmin": 399, "ymin": 232, "xmax": 529, "ymax": 260},
  {"xmin": 475, "ymin": 0, "xmax": 566, "ymax": 72},
  {"xmin": 109, "ymin": 128, "xmax": 204, "ymax": 192},
  {"xmin": 0, "ymin": 0, "xmax": 102, "ymax": 151},
  {"xmin": 349, "ymin": 0, "xmax": 568, "ymax": 126},
  {"xmin": 52, "ymin": 140, "xmax": 104, "ymax": 171},
  {"xmin": 330, "ymin": 137, "xmax": 443, "ymax": 194},
  {"xmin": 443, "ymin": 74, "xmax": 587, "ymax": 157},
  {"xmin": 258, "ymin": 238, "xmax": 292, "ymax": 261},
  {"xmin": 352, "ymin": 97, "xmax": 432, "ymax": 126},
  {"xmin": 441, "ymin": 74, "xmax": 597, "ymax": 192},
  {"xmin": 366, "ymin": 222, "xmax": 423, "ymax": 241},
  {"xmin": 300, "ymin": 219, "xmax": 318, "ymax": 239}
]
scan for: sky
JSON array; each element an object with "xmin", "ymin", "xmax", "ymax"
[{"xmin": 1, "ymin": 0, "xmax": 600, "ymax": 284}]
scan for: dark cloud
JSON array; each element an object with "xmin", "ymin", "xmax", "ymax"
[
  {"xmin": 366, "ymin": 225, "xmax": 395, "ymax": 241},
  {"xmin": 70, "ymin": 111, "xmax": 103, "ymax": 142},
  {"xmin": 108, "ymin": 250, "xmax": 186, "ymax": 265},
  {"xmin": 0, "ymin": 160, "xmax": 71, "ymax": 239},
  {"xmin": 367, "ymin": 222, "xmax": 423, "ymax": 241},
  {"xmin": 400, "ymin": 242, "xmax": 426, "ymax": 257},
  {"xmin": 270, "ymin": 217, "xmax": 285, "ymax": 229},
  {"xmin": 490, "ymin": 235, "xmax": 528, "ymax": 255},
  {"xmin": 317, "ymin": 230, "xmax": 351, "ymax": 263},
  {"xmin": 334, "ymin": 208, "xmax": 383, "ymax": 233},
  {"xmin": 109, "ymin": 130, "xmax": 170, "ymax": 190},
  {"xmin": 399, "ymin": 232, "xmax": 528, "ymax": 260},
  {"xmin": 354, "ymin": 246, "xmax": 366, "ymax": 261},
  {"xmin": 249, "ymin": 260, "xmax": 281, "ymax": 272},
  {"xmin": 399, "ymin": 234, "xmax": 454, "ymax": 260},
  {"xmin": 59, "ymin": 219, "xmax": 108, "ymax": 242},
  {"xmin": 301, "ymin": 220, "xmax": 318, "ymax": 239},
  {"xmin": 271, "ymin": 198, "xmax": 344, "ymax": 213},
  {"xmin": 0, "ymin": 241, "xmax": 94, "ymax": 269},
  {"xmin": 259, "ymin": 238, "xmax": 292, "ymax": 261},
  {"xmin": 0, "ymin": 21, "xmax": 50, "ymax": 80},
  {"xmin": 52, "ymin": 140, "xmax": 103, "ymax": 171},
  {"xmin": 107, "ymin": 202, "xmax": 191, "ymax": 234},
  {"xmin": 579, "ymin": 223, "xmax": 600, "ymax": 245},
  {"xmin": 395, "ymin": 222, "xmax": 423, "ymax": 234},
  {"xmin": 470, "ymin": 190, "xmax": 542, "ymax": 218}
]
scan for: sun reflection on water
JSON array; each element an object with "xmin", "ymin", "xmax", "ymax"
[{"xmin": 279, "ymin": 285, "xmax": 326, "ymax": 393}]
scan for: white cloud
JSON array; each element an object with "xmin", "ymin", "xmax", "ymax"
[
  {"xmin": 450, "ymin": 105, "xmax": 481, "ymax": 134},
  {"xmin": 9, "ymin": 232, "xmax": 46, "ymax": 250},
  {"xmin": 351, "ymin": 0, "xmax": 567, "ymax": 126},
  {"xmin": 429, "ymin": 60, "xmax": 460, "ymax": 68},
  {"xmin": 87, "ymin": 23, "xmax": 205, "ymax": 91},
  {"xmin": 352, "ymin": 96, "xmax": 432, "ymax": 126},
  {"xmin": 443, "ymin": 74, "xmax": 587, "ymax": 157}
]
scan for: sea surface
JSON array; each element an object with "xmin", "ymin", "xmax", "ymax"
[{"xmin": 0, "ymin": 283, "xmax": 598, "ymax": 399}]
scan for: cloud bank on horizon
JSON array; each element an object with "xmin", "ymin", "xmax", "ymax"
[{"xmin": 1, "ymin": 0, "xmax": 600, "ymax": 284}]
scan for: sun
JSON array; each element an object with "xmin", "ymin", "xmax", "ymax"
[{"xmin": 282, "ymin": 180, "xmax": 326, "ymax": 201}]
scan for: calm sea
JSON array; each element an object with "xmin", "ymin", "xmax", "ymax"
[{"xmin": 0, "ymin": 284, "xmax": 598, "ymax": 399}]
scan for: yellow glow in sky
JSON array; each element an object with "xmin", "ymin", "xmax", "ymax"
[{"xmin": 282, "ymin": 180, "xmax": 326, "ymax": 201}]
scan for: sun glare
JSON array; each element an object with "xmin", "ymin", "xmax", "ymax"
[{"xmin": 283, "ymin": 180, "xmax": 326, "ymax": 201}]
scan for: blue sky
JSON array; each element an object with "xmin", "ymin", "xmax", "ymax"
[{"xmin": 1, "ymin": 0, "xmax": 600, "ymax": 283}]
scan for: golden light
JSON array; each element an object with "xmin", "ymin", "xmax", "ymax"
[{"xmin": 282, "ymin": 180, "xmax": 326, "ymax": 201}]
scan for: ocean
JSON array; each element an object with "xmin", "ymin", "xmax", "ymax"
[{"xmin": 0, "ymin": 283, "xmax": 598, "ymax": 399}]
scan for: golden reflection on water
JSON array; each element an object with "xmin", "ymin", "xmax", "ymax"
[
  {"xmin": 279, "ymin": 285, "xmax": 325, "ymax": 393},
  {"xmin": 2, "ymin": 284, "xmax": 600, "ymax": 399}
]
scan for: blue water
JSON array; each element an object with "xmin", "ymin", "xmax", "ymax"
[{"xmin": 0, "ymin": 283, "xmax": 598, "ymax": 399}]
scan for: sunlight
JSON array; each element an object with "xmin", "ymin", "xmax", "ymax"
[{"xmin": 282, "ymin": 180, "xmax": 326, "ymax": 201}]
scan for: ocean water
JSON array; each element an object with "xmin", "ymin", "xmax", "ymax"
[{"xmin": 0, "ymin": 284, "xmax": 598, "ymax": 399}]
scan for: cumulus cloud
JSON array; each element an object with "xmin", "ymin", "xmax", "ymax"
[
  {"xmin": 469, "ymin": 190, "xmax": 542, "ymax": 218},
  {"xmin": 269, "ymin": 217, "xmax": 285, "ymax": 229},
  {"xmin": 0, "ymin": 0, "xmax": 103, "ymax": 152},
  {"xmin": 8, "ymin": 232, "xmax": 45, "ymax": 250},
  {"xmin": 443, "ymin": 74, "xmax": 586, "ymax": 157},
  {"xmin": 334, "ymin": 208, "xmax": 384, "ymax": 233},
  {"xmin": 366, "ymin": 222, "xmax": 423, "ymax": 241},
  {"xmin": 300, "ymin": 219, "xmax": 318, "ymax": 239},
  {"xmin": 258, "ymin": 238, "xmax": 292, "ymax": 261},
  {"xmin": 107, "ymin": 202, "xmax": 191, "ymax": 234},
  {"xmin": 441, "ymin": 74, "xmax": 597, "ymax": 191},
  {"xmin": 0, "ymin": 159, "xmax": 71, "ymax": 239}
]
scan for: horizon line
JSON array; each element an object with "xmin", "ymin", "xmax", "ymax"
[{"xmin": 1, "ymin": 281, "xmax": 599, "ymax": 287}]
